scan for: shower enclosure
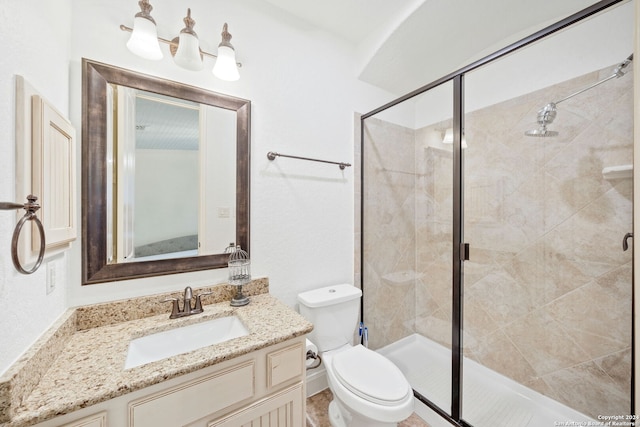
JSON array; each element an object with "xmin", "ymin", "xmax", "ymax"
[{"xmin": 359, "ymin": 1, "xmax": 634, "ymax": 426}]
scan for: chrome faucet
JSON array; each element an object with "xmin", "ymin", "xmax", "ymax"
[{"xmin": 163, "ymin": 286, "xmax": 212, "ymax": 319}]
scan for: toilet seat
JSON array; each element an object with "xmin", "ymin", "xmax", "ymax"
[{"xmin": 332, "ymin": 345, "xmax": 412, "ymax": 406}]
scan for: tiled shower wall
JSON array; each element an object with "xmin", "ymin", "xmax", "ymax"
[
  {"xmin": 361, "ymin": 118, "xmax": 418, "ymax": 349},
  {"xmin": 360, "ymin": 64, "xmax": 632, "ymax": 418},
  {"xmin": 462, "ymin": 64, "xmax": 632, "ymax": 418}
]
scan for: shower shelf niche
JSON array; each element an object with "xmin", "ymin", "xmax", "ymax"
[
  {"xmin": 602, "ymin": 164, "xmax": 633, "ymax": 180},
  {"xmin": 382, "ymin": 270, "xmax": 423, "ymax": 285}
]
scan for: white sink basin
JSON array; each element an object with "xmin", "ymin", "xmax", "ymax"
[{"xmin": 124, "ymin": 316, "xmax": 249, "ymax": 369}]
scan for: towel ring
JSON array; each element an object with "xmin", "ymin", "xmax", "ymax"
[{"xmin": 0, "ymin": 195, "xmax": 46, "ymax": 274}]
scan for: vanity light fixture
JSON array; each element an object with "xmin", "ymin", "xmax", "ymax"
[
  {"xmin": 125, "ymin": 0, "xmax": 163, "ymax": 60},
  {"xmin": 441, "ymin": 128, "xmax": 454, "ymax": 144},
  {"xmin": 172, "ymin": 9, "xmax": 204, "ymax": 71},
  {"xmin": 121, "ymin": 0, "xmax": 242, "ymax": 81},
  {"xmin": 212, "ymin": 24, "xmax": 240, "ymax": 81}
]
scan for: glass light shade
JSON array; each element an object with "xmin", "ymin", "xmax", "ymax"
[
  {"xmin": 173, "ymin": 32, "xmax": 204, "ymax": 71},
  {"xmin": 442, "ymin": 128, "xmax": 454, "ymax": 144},
  {"xmin": 213, "ymin": 45, "xmax": 240, "ymax": 81},
  {"xmin": 126, "ymin": 16, "xmax": 163, "ymax": 60},
  {"xmin": 442, "ymin": 128, "xmax": 467, "ymax": 148}
]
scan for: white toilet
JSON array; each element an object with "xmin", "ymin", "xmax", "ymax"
[{"xmin": 298, "ymin": 284, "xmax": 414, "ymax": 427}]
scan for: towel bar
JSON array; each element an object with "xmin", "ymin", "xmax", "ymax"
[{"xmin": 267, "ymin": 151, "xmax": 351, "ymax": 170}]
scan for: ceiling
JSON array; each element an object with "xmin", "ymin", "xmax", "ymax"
[
  {"xmin": 263, "ymin": 0, "xmax": 607, "ymax": 95},
  {"xmin": 135, "ymin": 92, "xmax": 200, "ymax": 151}
]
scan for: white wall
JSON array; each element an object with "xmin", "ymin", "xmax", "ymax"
[
  {"xmin": 66, "ymin": 0, "xmax": 396, "ymax": 309},
  {"xmin": 4, "ymin": 0, "xmax": 629, "ymax": 376},
  {"xmin": 463, "ymin": 1, "xmax": 634, "ymax": 117},
  {"xmin": 412, "ymin": 1, "xmax": 634, "ymax": 130},
  {"xmin": 134, "ymin": 149, "xmax": 199, "ymax": 246},
  {"xmin": 0, "ymin": 1, "xmax": 73, "ymax": 373},
  {"xmin": 0, "ymin": 0, "xmax": 395, "ymax": 374},
  {"xmin": 201, "ymin": 105, "xmax": 237, "ymax": 254},
  {"xmin": 364, "ymin": 1, "xmax": 635, "ymax": 131}
]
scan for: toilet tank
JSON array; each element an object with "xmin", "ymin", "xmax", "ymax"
[{"xmin": 297, "ymin": 284, "xmax": 362, "ymax": 352}]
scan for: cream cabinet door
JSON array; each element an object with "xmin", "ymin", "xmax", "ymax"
[
  {"xmin": 208, "ymin": 383, "xmax": 304, "ymax": 427},
  {"xmin": 267, "ymin": 343, "xmax": 304, "ymax": 390},
  {"xmin": 32, "ymin": 94, "xmax": 77, "ymax": 248},
  {"xmin": 129, "ymin": 361, "xmax": 255, "ymax": 427}
]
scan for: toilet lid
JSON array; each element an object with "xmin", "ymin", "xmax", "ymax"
[{"xmin": 332, "ymin": 345, "xmax": 411, "ymax": 406}]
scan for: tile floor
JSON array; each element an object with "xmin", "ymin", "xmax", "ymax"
[{"xmin": 306, "ymin": 389, "xmax": 431, "ymax": 427}]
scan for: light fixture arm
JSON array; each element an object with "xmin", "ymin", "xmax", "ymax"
[{"xmin": 119, "ymin": 24, "xmax": 242, "ymax": 67}]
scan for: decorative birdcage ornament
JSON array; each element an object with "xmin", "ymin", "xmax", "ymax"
[
  {"xmin": 228, "ymin": 244, "xmax": 250, "ymax": 306},
  {"xmin": 224, "ymin": 242, "xmax": 236, "ymax": 254}
]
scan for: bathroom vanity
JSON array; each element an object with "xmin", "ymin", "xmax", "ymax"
[
  {"xmin": 0, "ymin": 280, "xmax": 313, "ymax": 427},
  {"xmin": 33, "ymin": 338, "xmax": 306, "ymax": 427}
]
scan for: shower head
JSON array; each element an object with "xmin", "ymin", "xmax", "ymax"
[
  {"xmin": 524, "ymin": 54, "xmax": 632, "ymax": 138},
  {"xmin": 525, "ymin": 102, "xmax": 558, "ymax": 137}
]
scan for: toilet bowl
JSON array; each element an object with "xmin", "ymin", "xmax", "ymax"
[
  {"xmin": 298, "ymin": 285, "xmax": 414, "ymax": 427},
  {"xmin": 324, "ymin": 345, "xmax": 414, "ymax": 427}
]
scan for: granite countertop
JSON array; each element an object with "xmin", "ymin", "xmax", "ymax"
[{"xmin": 0, "ymin": 279, "xmax": 313, "ymax": 427}]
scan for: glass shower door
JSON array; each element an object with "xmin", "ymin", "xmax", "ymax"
[
  {"xmin": 461, "ymin": 3, "xmax": 634, "ymax": 425},
  {"xmin": 361, "ymin": 81, "xmax": 455, "ymax": 417}
]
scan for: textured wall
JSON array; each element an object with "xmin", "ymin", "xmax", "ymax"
[
  {"xmin": 0, "ymin": 0, "xmax": 397, "ymax": 375},
  {"xmin": 65, "ymin": 0, "xmax": 397, "ymax": 310},
  {"xmin": 0, "ymin": 0, "xmax": 72, "ymax": 375}
]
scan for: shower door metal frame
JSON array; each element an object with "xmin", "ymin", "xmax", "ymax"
[{"xmin": 360, "ymin": 0, "xmax": 632, "ymax": 425}]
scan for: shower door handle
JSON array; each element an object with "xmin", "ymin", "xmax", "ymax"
[
  {"xmin": 460, "ymin": 243, "xmax": 470, "ymax": 261},
  {"xmin": 623, "ymin": 232, "xmax": 633, "ymax": 251}
]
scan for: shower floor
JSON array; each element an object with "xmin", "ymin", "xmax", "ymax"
[{"xmin": 378, "ymin": 334, "xmax": 594, "ymax": 427}]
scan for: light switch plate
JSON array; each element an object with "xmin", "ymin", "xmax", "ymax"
[{"xmin": 46, "ymin": 261, "xmax": 56, "ymax": 295}]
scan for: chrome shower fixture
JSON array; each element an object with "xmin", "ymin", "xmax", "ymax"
[
  {"xmin": 525, "ymin": 102, "xmax": 558, "ymax": 137},
  {"xmin": 525, "ymin": 53, "xmax": 633, "ymax": 137}
]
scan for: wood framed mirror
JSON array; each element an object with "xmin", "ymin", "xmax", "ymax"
[{"xmin": 82, "ymin": 59, "xmax": 250, "ymax": 285}]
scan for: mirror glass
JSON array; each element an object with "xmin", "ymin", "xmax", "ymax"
[
  {"xmin": 107, "ymin": 88, "xmax": 237, "ymax": 263},
  {"xmin": 82, "ymin": 59, "xmax": 250, "ymax": 285}
]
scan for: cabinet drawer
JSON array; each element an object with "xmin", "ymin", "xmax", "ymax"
[
  {"xmin": 129, "ymin": 361, "xmax": 254, "ymax": 427},
  {"xmin": 267, "ymin": 343, "xmax": 304, "ymax": 389},
  {"xmin": 59, "ymin": 412, "xmax": 106, "ymax": 427}
]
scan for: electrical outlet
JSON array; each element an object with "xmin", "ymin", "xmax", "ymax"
[{"xmin": 46, "ymin": 262, "xmax": 56, "ymax": 295}]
